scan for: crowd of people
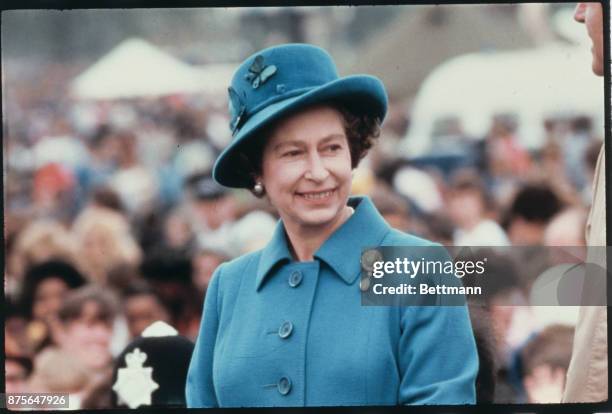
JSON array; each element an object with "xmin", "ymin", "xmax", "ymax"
[{"xmin": 4, "ymin": 16, "xmax": 604, "ymax": 409}]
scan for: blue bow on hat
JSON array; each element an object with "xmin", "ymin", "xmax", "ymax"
[{"xmin": 212, "ymin": 43, "xmax": 388, "ymax": 188}]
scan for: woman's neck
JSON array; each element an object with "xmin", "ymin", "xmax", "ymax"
[{"xmin": 284, "ymin": 205, "xmax": 354, "ymax": 261}]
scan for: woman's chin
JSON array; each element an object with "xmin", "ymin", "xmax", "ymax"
[{"xmin": 294, "ymin": 207, "xmax": 343, "ymax": 229}]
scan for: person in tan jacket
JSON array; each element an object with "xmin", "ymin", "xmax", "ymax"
[{"xmin": 562, "ymin": 2, "xmax": 607, "ymax": 403}]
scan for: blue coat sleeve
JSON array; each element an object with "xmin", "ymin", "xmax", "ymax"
[
  {"xmin": 398, "ymin": 304, "xmax": 478, "ymax": 404},
  {"xmin": 186, "ymin": 264, "xmax": 223, "ymax": 408}
]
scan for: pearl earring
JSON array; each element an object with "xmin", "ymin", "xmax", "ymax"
[{"xmin": 253, "ymin": 181, "xmax": 265, "ymax": 197}]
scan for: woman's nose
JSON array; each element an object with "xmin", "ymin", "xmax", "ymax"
[
  {"xmin": 305, "ymin": 153, "xmax": 330, "ymax": 182},
  {"xmin": 574, "ymin": 3, "xmax": 586, "ymax": 23}
]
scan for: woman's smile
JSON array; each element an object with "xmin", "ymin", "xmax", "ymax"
[{"xmin": 296, "ymin": 188, "xmax": 336, "ymax": 201}]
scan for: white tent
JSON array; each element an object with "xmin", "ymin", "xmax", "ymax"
[
  {"xmin": 71, "ymin": 38, "xmax": 233, "ymax": 99},
  {"xmin": 191, "ymin": 63, "xmax": 236, "ymax": 96},
  {"xmin": 402, "ymin": 43, "xmax": 605, "ymax": 156}
]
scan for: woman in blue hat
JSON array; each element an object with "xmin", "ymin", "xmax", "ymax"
[{"xmin": 186, "ymin": 44, "xmax": 478, "ymax": 407}]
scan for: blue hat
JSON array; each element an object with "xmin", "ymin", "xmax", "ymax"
[{"xmin": 212, "ymin": 43, "xmax": 388, "ymax": 188}]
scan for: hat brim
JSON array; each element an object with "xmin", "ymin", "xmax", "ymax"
[{"xmin": 213, "ymin": 75, "xmax": 388, "ymax": 188}]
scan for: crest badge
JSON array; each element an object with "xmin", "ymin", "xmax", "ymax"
[{"xmin": 112, "ymin": 348, "xmax": 159, "ymax": 408}]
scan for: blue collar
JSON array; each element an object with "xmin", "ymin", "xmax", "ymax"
[{"xmin": 255, "ymin": 196, "xmax": 391, "ymax": 291}]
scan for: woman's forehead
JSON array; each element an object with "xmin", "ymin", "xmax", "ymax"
[
  {"xmin": 268, "ymin": 134, "xmax": 346, "ymax": 151},
  {"xmin": 266, "ymin": 105, "xmax": 346, "ymax": 147},
  {"xmin": 68, "ymin": 300, "xmax": 113, "ymax": 326}
]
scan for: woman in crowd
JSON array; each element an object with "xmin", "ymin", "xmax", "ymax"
[
  {"xmin": 19, "ymin": 260, "xmax": 86, "ymax": 352},
  {"xmin": 186, "ymin": 43, "xmax": 478, "ymax": 407},
  {"xmin": 71, "ymin": 205, "xmax": 142, "ymax": 284}
]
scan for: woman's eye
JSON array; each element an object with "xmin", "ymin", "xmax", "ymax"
[
  {"xmin": 325, "ymin": 144, "xmax": 342, "ymax": 153},
  {"xmin": 282, "ymin": 150, "xmax": 302, "ymax": 157}
]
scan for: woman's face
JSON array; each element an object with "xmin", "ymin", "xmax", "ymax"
[
  {"xmin": 260, "ymin": 105, "xmax": 352, "ymax": 232},
  {"xmin": 33, "ymin": 277, "xmax": 70, "ymax": 321},
  {"xmin": 60, "ymin": 301, "xmax": 113, "ymax": 370}
]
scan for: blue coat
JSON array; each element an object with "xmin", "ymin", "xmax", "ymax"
[{"xmin": 186, "ymin": 197, "xmax": 478, "ymax": 407}]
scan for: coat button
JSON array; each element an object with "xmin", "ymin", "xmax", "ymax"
[
  {"xmin": 277, "ymin": 376, "xmax": 292, "ymax": 395},
  {"xmin": 288, "ymin": 271, "xmax": 303, "ymax": 287},
  {"xmin": 278, "ymin": 321, "xmax": 293, "ymax": 339}
]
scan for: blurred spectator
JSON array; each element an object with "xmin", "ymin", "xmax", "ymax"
[
  {"xmin": 28, "ymin": 347, "xmax": 91, "ymax": 409},
  {"xmin": 5, "ymin": 355, "xmax": 33, "ymax": 394},
  {"xmin": 562, "ymin": 116, "xmax": 594, "ymax": 191},
  {"xmin": 468, "ymin": 304, "xmax": 496, "ymax": 403},
  {"xmin": 504, "ymin": 183, "xmax": 563, "ymax": 245},
  {"xmin": 227, "ymin": 209, "xmax": 277, "ymax": 255},
  {"xmin": 20, "ymin": 260, "xmax": 87, "ymax": 321},
  {"xmin": 521, "ymin": 324, "xmax": 574, "ymax": 403},
  {"xmin": 8, "ymin": 219, "xmax": 79, "ymax": 292},
  {"xmin": 5, "ymin": 297, "xmax": 32, "ymax": 366},
  {"xmin": 543, "ymin": 207, "xmax": 587, "ymax": 247},
  {"xmin": 105, "ymin": 264, "xmax": 142, "ymax": 297},
  {"xmin": 486, "ymin": 114, "xmax": 532, "ymax": 178},
  {"xmin": 55, "ymin": 286, "xmax": 118, "ymax": 380},
  {"xmin": 430, "ymin": 116, "xmax": 474, "ymax": 157},
  {"xmin": 423, "ymin": 213, "xmax": 455, "ymax": 246},
  {"xmin": 191, "ymin": 246, "xmax": 230, "ymax": 295},
  {"xmin": 447, "ymin": 171, "xmax": 509, "ymax": 246},
  {"xmin": 370, "ymin": 183, "xmax": 412, "ymax": 233},
  {"xmin": 173, "ymin": 140, "xmax": 216, "ymax": 181},
  {"xmin": 90, "ymin": 186, "xmax": 126, "ymax": 213},
  {"xmin": 108, "ymin": 130, "xmax": 159, "ymax": 217},
  {"xmin": 18, "ymin": 260, "xmax": 86, "ymax": 352},
  {"xmin": 187, "ymin": 173, "xmax": 235, "ymax": 226},
  {"xmin": 133, "ymin": 207, "xmax": 168, "ymax": 256},
  {"xmin": 184, "ymin": 172, "xmax": 238, "ymax": 252},
  {"xmin": 122, "ymin": 280, "xmax": 171, "ymax": 339},
  {"xmin": 140, "ymin": 249, "xmax": 201, "ymax": 339},
  {"xmin": 532, "ymin": 138, "xmax": 578, "ymax": 207},
  {"xmin": 77, "ymin": 124, "xmax": 121, "ymax": 196},
  {"xmin": 4, "ymin": 210, "xmax": 32, "ymax": 266},
  {"xmin": 483, "ymin": 114, "xmax": 533, "ymax": 204},
  {"xmin": 72, "ymin": 206, "xmax": 142, "ymax": 284},
  {"xmin": 380, "ymin": 96, "xmax": 410, "ymax": 139},
  {"xmin": 5, "ymin": 321, "xmax": 34, "ymax": 394},
  {"xmin": 393, "ymin": 166, "xmax": 443, "ymax": 214},
  {"xmin": 163, "ymin": 206, "xmax": 196, "ymax": 252},
  {"xmin": 32, "ymin": 162, "xmax": 77, "ymax": 222},
  {"xmin": 464, "ymin": 250, "xmax": 532, "ymax": 402}
]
